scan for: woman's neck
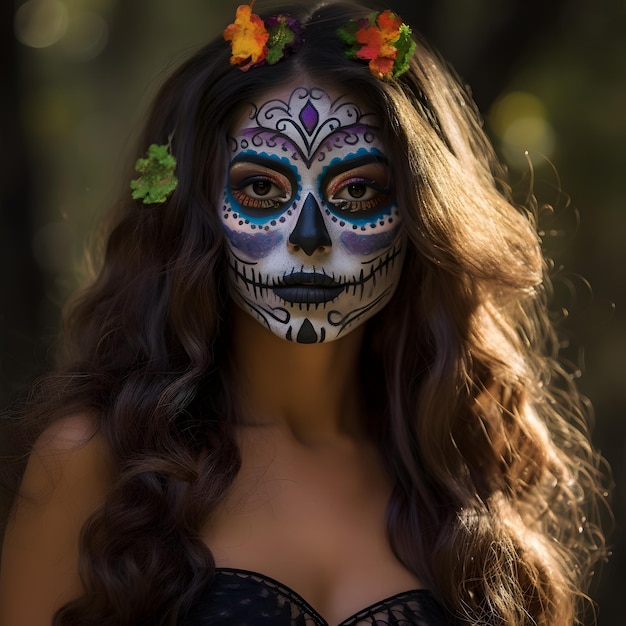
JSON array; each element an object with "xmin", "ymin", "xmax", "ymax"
[{"xmin": 229, "ymin": 307, "xmax": 367, "ymax": 443}]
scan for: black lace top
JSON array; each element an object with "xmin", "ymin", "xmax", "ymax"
[{"xmin": 183, "ymin": 568, "xmax": 450, "ymax": 625}]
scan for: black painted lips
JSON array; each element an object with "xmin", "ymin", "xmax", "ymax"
[{"xmin": 272, "ymin": 272, "xmax": 344, "ymax": 304}]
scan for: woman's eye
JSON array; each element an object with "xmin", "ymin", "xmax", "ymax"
[
  {"xmin": 328, "ymin": 177, "xmax": 391, "ymax": 213},
  {"xmin": 229, "ymin": 165, "xmax": 292, "ymax": 211},
  {"xmin": 233, "ymin": 177, "xmax": 287, "ymax": 208}
]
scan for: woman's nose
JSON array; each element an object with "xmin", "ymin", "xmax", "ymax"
[{"xmin": 288, "ymin": 193, "xmax": 332, "ymax": 256}]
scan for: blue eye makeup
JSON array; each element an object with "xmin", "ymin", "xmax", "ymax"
[{"xmin": 228, "ymin": 154, "xmax": 298, "ymax": 219}]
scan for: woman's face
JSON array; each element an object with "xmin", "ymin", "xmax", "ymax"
[{"xmin": 220, "ymin": 81, "xmax": 405, "ymax": 344}]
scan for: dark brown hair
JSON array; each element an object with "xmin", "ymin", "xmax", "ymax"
[{"xmin": 6, "ymin": 2, "xmax": 608, "ymax": 624}]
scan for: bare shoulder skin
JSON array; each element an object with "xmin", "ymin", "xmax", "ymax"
[{"xmin": 0, "ymin": 414, "xmax": 113, "ymax": 625}]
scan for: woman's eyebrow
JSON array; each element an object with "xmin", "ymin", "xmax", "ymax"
[{"xmin": 229, "ymin": 153, "xmax": 295, "ymax": 180}]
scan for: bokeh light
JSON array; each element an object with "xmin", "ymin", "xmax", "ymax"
[
  {"xmin": 488, "ymin": 91, "xmax": 556, "ymax": 167},
  {"xmin": 14, "ymin": 0, "xmax": 68, "ymax": 49}
]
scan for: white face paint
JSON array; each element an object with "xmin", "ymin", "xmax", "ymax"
[{"xmin": 220, "ymin": 83, "xmax": 406, "ymax": 344}]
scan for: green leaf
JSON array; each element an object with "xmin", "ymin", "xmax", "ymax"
[
  {"xmin": 130, "ymin": 143, "xmax": 178, "ymax": 204},
  {"xmin": 392, "ymin": 24, "xmax": 416, "ymax": 78},
  {"xmin": 266, "ymin": 21, "xmax": 296, "ymax": 65},
  {"xmin": 337, "ymin": 20, "xmax": 359, "ymax": 59}
]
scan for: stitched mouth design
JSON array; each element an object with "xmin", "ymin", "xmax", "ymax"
[
  {"xmin": 229, "ymin": 242, "xmax": 402, "ymax": 308},
  {"xmin": 273, "ymin": 272, "xmax": 344, "ymax": 304}
]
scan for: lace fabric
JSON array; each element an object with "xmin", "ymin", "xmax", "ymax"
[{"xmin": 183, "ymin": 568, "xmax": 451, "ymax": 626}]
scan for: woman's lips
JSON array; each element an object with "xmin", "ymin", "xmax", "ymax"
[{"xmin": 272, "ymin": 272, "xmax": 344, "ymax": 304}]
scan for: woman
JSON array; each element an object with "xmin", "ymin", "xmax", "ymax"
[{"xmin": 0, "ymin": 1, "xmax": 608, "ymax": 624}]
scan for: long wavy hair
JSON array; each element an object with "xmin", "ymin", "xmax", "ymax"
[{"xmin": 6, "ymin": 1, "xmax": 608, "ymax": 624}]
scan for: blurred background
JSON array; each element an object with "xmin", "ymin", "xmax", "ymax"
[{"xmin": 1, "ymin": 0, "xmax": 624, "ymax": 622}]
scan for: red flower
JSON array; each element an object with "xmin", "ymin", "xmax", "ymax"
[{"xmin": 354, "ymin": 10, "xmax": 404, "ymax": 79}]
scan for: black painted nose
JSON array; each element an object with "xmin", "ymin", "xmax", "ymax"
[{"xmin": 288, "ymin": 193, "xmax": 332, "ymax": 256}]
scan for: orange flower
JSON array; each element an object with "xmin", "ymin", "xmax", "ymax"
[
  {"xmin": 223, "ymin": 2, "xmax": 269, "ymax": 70},
  {"xmin": 354, "ymin": 10, "xmax": 403, "ymax": 79}
]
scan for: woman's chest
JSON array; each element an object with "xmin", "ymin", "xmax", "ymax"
[{"xmin": 199, "ymin": 432, "xmax": 425, "ymax": 624}]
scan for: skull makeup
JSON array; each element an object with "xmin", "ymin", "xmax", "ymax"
[{"xmin": 220, "ymin": 84, "xmax": 406, "ymax": 344}]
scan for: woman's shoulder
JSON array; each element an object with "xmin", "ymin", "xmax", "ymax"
[
  {"xmin": 25, "ymin": 412, "xmax": 114, "ymax": 498},
  {"xmin": 32, "ymin": 411, "xmax": 104, "ymax": 455},
  {"xmin": 0, "ymin": 412, "xmax": 114, "ymax": 625}
]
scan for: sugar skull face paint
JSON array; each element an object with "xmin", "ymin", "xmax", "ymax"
[{"xmin": 221, "ymin": 84, "xmax": 405, "ymax": 343}]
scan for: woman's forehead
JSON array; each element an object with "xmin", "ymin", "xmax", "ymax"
[
  {"xmin": 228, "ymin": 82, "xmax": 384, "ymax": 170},
  {"xmin": 231, "ymin": 80, "xmax": 380, "ymax": 137}
]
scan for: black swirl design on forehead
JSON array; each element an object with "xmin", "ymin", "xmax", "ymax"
[{"xmin": 234, "ymin": 87, "xmax": 380, "ymax": 167}]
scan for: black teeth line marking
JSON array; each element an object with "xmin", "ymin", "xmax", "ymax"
[{"xmin": 227, "ymin": 242, "xmax": 402, "ymax": 302}]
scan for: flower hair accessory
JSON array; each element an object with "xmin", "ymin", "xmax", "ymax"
[
  {"xmin": 223, "ymin": 1, "xmax": 304, "ymax": 71},
  {"xmin": 337, "ymin": 10, "xmax": 416, "ymax": 80},
  {"xmin": 130, "ymin": 140, "xmax": 178, "ymax": 204}
]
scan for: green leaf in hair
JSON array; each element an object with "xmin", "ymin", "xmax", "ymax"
[
  {"xmin": 392, "ymin": 24, "xmax": 416, "ymax": 78},
  {"xmin": 130, "ymin": 143, "xmax": 178, "ymax": 204}
]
